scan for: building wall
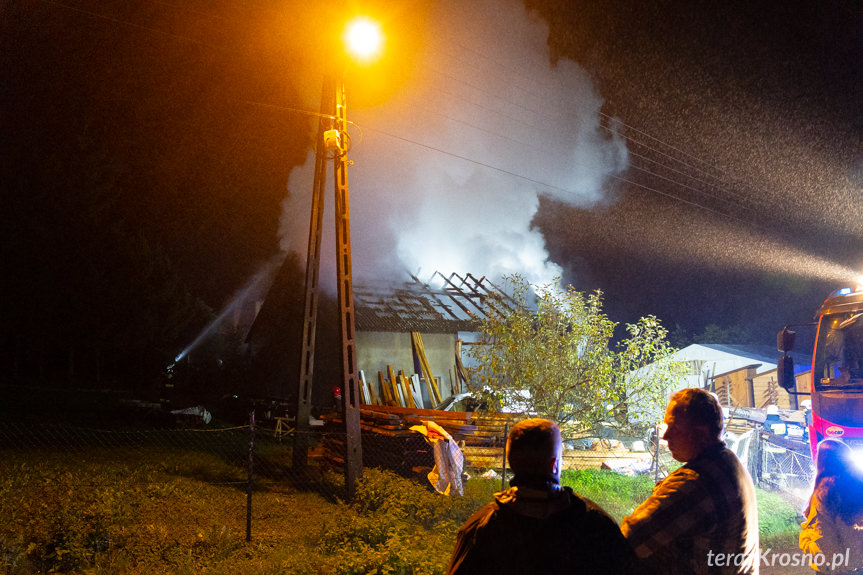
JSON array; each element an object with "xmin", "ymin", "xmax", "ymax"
[
  {"xmin": 714, "ymin": 367, "xmax": 758, "ymax": 408},
  {"xmin": 355, "ymin": 331, "xmax": 459, "ymax": 408},
  {"xmin": 751, "ymin": 371, "xmax": 783, "ymax": 408},
  {"xmin": 715, "ymin": 366, "xmax": 811, "ymax": 410},
  {"xmin": 749, "ymin": 368, "xmax": 811, "ymax": 410}
]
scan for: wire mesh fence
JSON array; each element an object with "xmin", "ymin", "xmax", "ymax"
[
  {"xmin": 737, "ymin": 429, "xmax": 815, "ymax": 508},
  {"xmin": 0, "ymin": 412, "xmax": 815, "ymax": 552},
  {"xmin": 0, "ymin": 417, "xmax": 662, "ymax": 505}
]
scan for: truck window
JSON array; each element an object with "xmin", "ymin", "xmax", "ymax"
[{"xmin": 814, "ymin": 313, "xmax": 863, "ymax": 390}]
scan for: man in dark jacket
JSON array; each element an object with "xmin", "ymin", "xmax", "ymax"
[{"xmin": 446, "ymin": 418, "xmax": 638, "ymax": 574}]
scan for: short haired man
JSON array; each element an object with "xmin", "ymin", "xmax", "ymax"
[
  {"xmin": 446, "ymin": 418, "xmax": 637, "ymax": 574},
  {"xmin": 621, "ymin": 388, "xmax": 759, "ymax": 574}
]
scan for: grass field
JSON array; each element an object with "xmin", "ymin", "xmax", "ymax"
[{"xmin": 0, "ymin": 443, "xmax": 805, "ymax": 574}]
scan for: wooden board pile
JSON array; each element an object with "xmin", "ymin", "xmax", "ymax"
[
  {"xmin": 360, "ymin": 365, "xmax": 443, "ymax": 410},
  {"xmin": 323, "ymin": 405, "xmax": 471, "ymax": 475},
  {"xmin": 459, "ymin": 413, "xmax": 521, "ymax": 470},
  {"xmin": 359, "ymin": 404, "xmax": 476, "ymax": 439},
  {"xmin": 325, "ymin": 404, "xmax": 523, "ymax": 474}
]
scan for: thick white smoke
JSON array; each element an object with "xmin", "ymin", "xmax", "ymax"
[{"xmin": 280, "ymin": 0, "xmax": 628, "ymax": 289}]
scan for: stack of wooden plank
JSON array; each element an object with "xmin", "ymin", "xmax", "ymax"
[
  {"xmin": 324, "ymin": 404, "xmax": 477, "ymax": 476},
  {"xmin": 463, "ymin": 413, "xmax": 520, "ymax": 446},
  {"xmin": 324, "ymin": 405, "xmax": 529, "ymax": 473},
  {"xmin": 460, "ymin": 413, "xmax": 521, "ymax": 470},
  {"xmin": 359, "ymin": 365, "xmax": 447, "ymax": 410},
  {"xmin": 358, "ymin": 404, "xmax": 477, "ymax": 439}
]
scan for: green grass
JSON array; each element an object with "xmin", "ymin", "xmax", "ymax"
[
  {"xmin": 0, "ymin": 449, "xmax": 483, "ymax": 574},
  {"xmin": 756, "ymin": 488, "xmax": 804, "ymax": 550},
  {"xmin": 562, "ymin": 467, "xmax": 804, "ymax": 550},
  {"xmin": 0, "ymin": 449, "xmax": 804, "ymax": 574},
  {"xmin": 562, "ymin": 468, "xmax": 657, "ymax": 522}
]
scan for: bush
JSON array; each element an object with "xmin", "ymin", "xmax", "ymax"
[{"xmin": 303, "ymin": 468, "xmax": 492, "ymax": 574}]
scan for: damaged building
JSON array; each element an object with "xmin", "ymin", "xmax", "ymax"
[{"xmin": 244, "ymin": 256, "xmax": 509, "ymax": 412}]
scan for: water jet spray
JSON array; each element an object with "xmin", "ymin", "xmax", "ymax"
[{"xmin": 171, "ymin": 259, "xmax": 280, "ymax": 364}]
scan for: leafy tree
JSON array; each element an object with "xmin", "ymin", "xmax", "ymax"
[{"xmin": 467, "ymin": 275, "xmax": 685, "ymax": 432}]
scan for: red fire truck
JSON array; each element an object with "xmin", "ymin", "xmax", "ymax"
[{"xmin": 779, "ymin": 287, "xmax": 863, "ymax": 459}]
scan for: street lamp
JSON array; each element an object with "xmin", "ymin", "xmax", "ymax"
[
  {"xmin": 344, "ymin": 17, "xmax": 383, "ymax": 63},
  {"xmin": 294, "ymin": 16, "xmax": 382, "ymax": 500}
]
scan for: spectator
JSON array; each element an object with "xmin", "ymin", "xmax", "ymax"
[
  {"xmin": 621, "ymin": 388, "xmax": 759, "ymax": 574},
  {"xmin": 446, "ymin": 418, "xmax": 638, "ymax": 574},
  {"xmin": 799, "ymin": 438, "xmax": 863, "ymax": 573}
]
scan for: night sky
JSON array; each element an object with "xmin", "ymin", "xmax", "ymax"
[
  {"xmin": 527, "ymin": 0, "xmax": 863, "ymax": 339},
  {"xmin": 3, "ymin": 0, "xmax": 863, "ymax": 381}
]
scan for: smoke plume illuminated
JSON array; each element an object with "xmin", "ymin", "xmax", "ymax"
[{"xmin": 279, "ymin": 0, "xmax": 628, "ymax": 288}]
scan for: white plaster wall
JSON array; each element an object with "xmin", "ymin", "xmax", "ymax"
[{"xmin": 356, "ymin": 331, "xmax": 459, "ymax": 407}]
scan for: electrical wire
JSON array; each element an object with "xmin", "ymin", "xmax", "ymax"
[
  {"xmin": 35, "ymin": 0, "xmax": 778, "ymax": 226},
  {"xmin": 424, "ymin": 44, "xmax": 771, "ymax": 219},
  {"xmin": 360, "ymin": 123, "xmax": 753, "ymax": 225},
  {"xmin": 409, "ymin": 41, "xmax": 778, "ymax": 223},
  {"xmin": 242, "ymin": 100, "xmax": 336, "ymax": 122},
  {"xmin": 597, "ymin": 115, "xmax": 759, "ymax": 204},
  {"xmin": 43, "ymin": 0, "xmax": 220, "ymax": 50},
  {"xmin": 426, "ymin": 33, "xmax": 784, "ymax": 218}
]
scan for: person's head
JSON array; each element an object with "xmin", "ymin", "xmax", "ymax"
[
  {"xmin": 662, "ymin": 388, "xmax": 723, "ymax": 462},
  {"xmin": 507, "ymin": 418, "xmax": 563, "ymax": 483}
]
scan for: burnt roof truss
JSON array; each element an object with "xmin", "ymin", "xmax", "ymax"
[{"xmin": 353, "ymin": 272, "xmax": 511, "ymax": 333}]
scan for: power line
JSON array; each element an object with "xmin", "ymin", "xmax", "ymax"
[
  {"xmin": 413, "ymin": 40, "xmax": 780, "ymax": 223},
  {"xmin": 596, "ymin": 121, "xmax": 787, "ymax": 223},
  {"xmin": 43, "ymin": 0, "xmax": 219, "ymax": 50},
  {"xmin": 242, "ymin": 100, "xmax": 335, "ymax": 122},
  {"xmin": 425, "ymin": 33, "xmax": 780, "ymax": 216},
  {"xmin": 359, "ymin": 123, "xmax": 752, "ymax": 225},
  {"xmin": 597, "ymin": 115, "xmax": 754, "ymax": 204},
  {"xmin": 247, "ymin": 92, "xmax": 753, "ymax": 224},
  {"xmin": 599, "ymin": 111, "xmax": 746, "ymax": 191},
  {"xmin": 36, "ymin": 0, "xmax": 772, "ymax": 226}
]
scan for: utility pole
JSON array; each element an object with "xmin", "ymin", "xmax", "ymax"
[
  {"xmin": 294, "ymin": 74, "xmax": 362, "ymax": 499},
  {"xmin": 332, "ymin": 78, "xmax": 363, "ymax": 499},
  {"xmin": 293, "ymin": 77, "xmax": 330, "ymax": 471}
]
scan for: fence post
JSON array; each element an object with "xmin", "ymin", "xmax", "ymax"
[
  {"xmin": 748, "ymin": 430, "xmax": 763, "ymax": 487},
  {"xmin": 755, "ymin": 431, "xmax": 764, "ymax": 486},
  {"xmin": 246, "ymin": 410, "xmax": 255, "ymax": 542},
  {"xmin": 501, "ymin": 422, "xmax": 508, "ymax": 491}
]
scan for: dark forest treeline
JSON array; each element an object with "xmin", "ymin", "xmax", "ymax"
[{"xmin": 0, "ymin": 1, "xmax": 314, "ymax": 390}]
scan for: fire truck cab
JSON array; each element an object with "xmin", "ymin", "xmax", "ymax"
[{"xmin": 779, "ymin": 287, "xmax": 863, "ymax": 459}]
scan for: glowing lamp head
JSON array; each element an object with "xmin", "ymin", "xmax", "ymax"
[{"xmin": 344, "ymin": 17, "xmax": 383, "ymax": 63}]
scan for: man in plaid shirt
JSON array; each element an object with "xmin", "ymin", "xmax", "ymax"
[{"xmin": 622, "ymin": 388, "xmax": 759, "ymax": 575}]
